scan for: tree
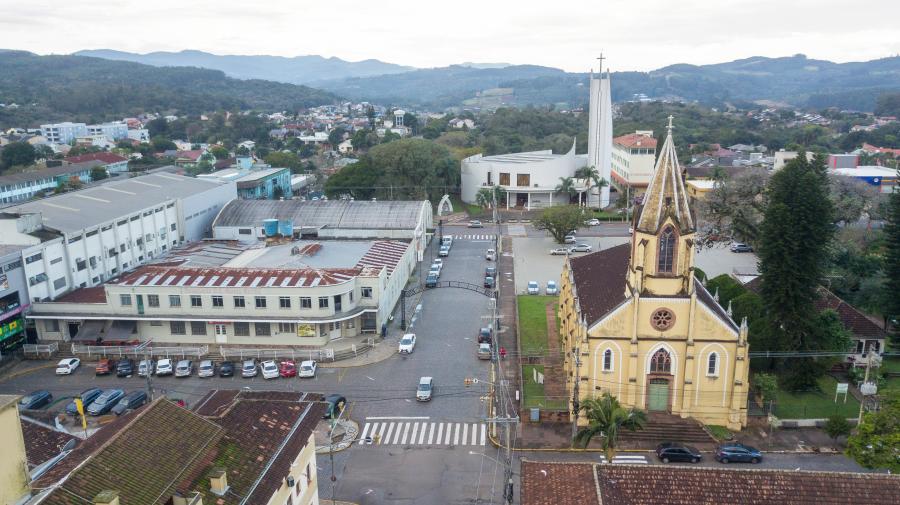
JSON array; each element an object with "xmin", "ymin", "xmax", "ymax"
[
  {"xmin": 752, "ymin": 372, "xmax": 779, "ymax": 405},
  {"xmin": 575, "ymin": 165, "xmax": 609, "ymax": 208},
  {"xmin": 328, "ymin": 127, "xmax": 346, "ymax": 148},
  {"xmin": 150, "ymin": 137, "xmax": 176, "ymax": 152},
  {"xmin": 323, "ymin": 157, "xmax": 378, "ymax": 200},
  {"xmin": 33, "ymin": 144, "xmax": 55, "ymax": 160},
  {"xmin": 828, "ymin": 174, "xmax": 880, "ymax": 226},
  {"xmin": 1, "ymin": 141, "xmax": 36, "ymax": 169},
  {"xmin": 757, "ymin": 154, "xmax": 835, "ymax": 386},
  {"xmin": 554, "ymin": 176, "xmax": 579, "ymax": 204},
  {"xmin": 475, "ymin": 187, "xmax": 494, "ymax": 209},
  {"xmin": 695, "ymin": 167, "xmax": 769, "ymax": 247},
  {"xmin": 823, "ymin": 415, "xmax": 851, "ymax": 443},
  {"xmin": 883, "ymin": 174, "xmax": 900, "ymax": 327},
  {"xmin": 90, "ymin": 167, "xmax": 108, "ymax": 181},
  {"xmin": 534, "ymin": 205, "xmax": 587, "ymax": 243},
  {"xmin": 573, "ymin": 393, "xmax": 647, "ymax": 460},
  {"xmin": 265, "ymin": 151, "xmax": 302, "ymax": 172},
  {"xmin": 209, "ymin": 145, "xmax": 230, "ymax": 160},
  {"xmin": 846, "ymin": 388, "xmax": 900, "ymax": 472}
]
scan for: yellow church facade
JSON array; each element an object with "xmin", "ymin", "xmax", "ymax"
[{"xmin": 559, "ymin": 118, "xmax": 749, "ymax": 430}]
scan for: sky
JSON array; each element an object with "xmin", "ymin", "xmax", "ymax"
[{"xmin": 1, "ymin": 0, "xmax": 898, "ymax": 72}]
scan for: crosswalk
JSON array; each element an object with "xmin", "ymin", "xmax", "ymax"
[
  {"xmin": 359, "ymin": 420, "xmax": 488, "ymax": 447},
  {"xmin": 447, "ymin": 234, "xmax": 496, "ymax": 241}
]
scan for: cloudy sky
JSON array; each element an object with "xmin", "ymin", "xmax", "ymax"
[{"xmin": 2, "ymin": 0, "xmax": 898, "ymax": 72}]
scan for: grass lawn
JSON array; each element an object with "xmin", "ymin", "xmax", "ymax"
[
  {"xmin": 522, "ymin": 364, "xmax": 568, "ymax": 409},
  {"xmin": 448, "ymin": 195, "xmax": 486, "ymax": 217},
  {"xmin": 705, "ymin": 425, "xmax": 734, "ymax": 441},
  {"xmin": 518, "ymin": 295, "xmax": 558, "ymax": 354},
  {"xmin": 774, "ymin": 375, "xmax": 860, "ymax": 419},
  {"xmin": 881, "ymin": 357, "xmax": 900, "ymax": 374}
]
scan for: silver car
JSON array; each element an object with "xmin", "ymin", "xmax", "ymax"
[
  {"xmin": 175, "ymin": 360, "xmax": 193, "ymax": 378},
  {"xmin": 242, "ymin": 360, "xmax": 258, "ymax": 378},
  {"xmin": 197, "ymin": 360, "xmax": 215, "ymax": 378},
  {"xmin": 416, "ymin": 376, "xmax": 434, "ymax": 401}
]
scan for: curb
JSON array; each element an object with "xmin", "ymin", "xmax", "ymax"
[
  {"xmin": 316, "ymin": 419, "xmax": 361, "ymax": 455},
  {"xmin": 319, "ymin": 340, "xmax": 396, "ymax": 369},
  {"xmin": 0, "ymin": 362, "xmax": 57, "ymax": 383}
]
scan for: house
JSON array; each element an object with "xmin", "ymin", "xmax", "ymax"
[
  {"xmin": 861, "ymin": 142, "xmax": 900, "ymax": 158},
  {"xmin": 338, "ymin": 138, "xmax": 354, "ymax": 154},
  {"xmin": 238, "ymin": 140, "xmax": 256, "ymax": 151},
  {"xmin": 63, "ymin": 152, "xmax": 129, "ymax": 174},
  {"xmin": 174, "ymin": 150, "xmax": 208, "ymax": 168}
]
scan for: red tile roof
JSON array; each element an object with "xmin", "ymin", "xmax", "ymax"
[
  {"xmin": 64, "ymin": 152, "xmax": 128, "ymax": 165},
  {"xmin": 521, "ymin": 461, "xmax": 599, "ymax": 505},
  {"xmin": 116, "ymin": 265, "xmax": 361, "ymax": 288},
  {"xmin": 614, "ymin": 133, "xmax": 657, "ymax": 149},
  {"xmin": 568, "ymin": 244, "xmax": 631, "ymax": 324},
  {"xmin": 356, "ymin": 240, "xmax": 410, "ymax": 274},
  {"xmin": 20, "ymin": 417, "xmax": 79, "ymax": 469},
  {"xmin": 862, "ymin": 143, "xmax": 900, "ymax": 158},
  {"xmin": 53, "ymin": 286, "xmax": 107, "ymax": 304},
  {"xmin": 176, "ymin": 150, "xmax": 205, "ymax": 161}
]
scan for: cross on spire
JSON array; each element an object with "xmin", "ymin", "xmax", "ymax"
[
  {"xmin": 666, "ymin": 115, "xmax": 674, "ymax": 132},
  {"xmin": 597, "ymin": 52, "xmax": 605, "ymax": 74}
]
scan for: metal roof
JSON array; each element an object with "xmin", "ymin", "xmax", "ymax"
[{"xmin": 213, "ymin": 199, "xmax": 428, "ymax": 230}]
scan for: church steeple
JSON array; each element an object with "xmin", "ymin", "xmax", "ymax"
[{"xmin": 635, "ymin": 116, "xmax": 694, "ymax": 234}]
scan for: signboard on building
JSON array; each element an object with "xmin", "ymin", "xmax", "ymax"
[
  {"xmin": 297, "ymin": 324, "xmax": 315, "ymax": 337},
  {"xmin": 0, "ymin": 273, "xmax": 7, "ymax": 290}
]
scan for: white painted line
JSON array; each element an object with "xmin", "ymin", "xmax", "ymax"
[
  {"xmin": 392, "ymin": 423, "xmax": 404, "ymax": 445},
  {"xmin": 360, "ymin": 423, "xmax": 373, "ymax": 444},
  {"xmin": 382, "ymin": 423, "xmax": 395, "ymax": 445},
  {"xmin": 459, "ymin": 424, "xmax": 466, "ymax": 446},
  {"xmin": 418, "ymin": 423, "xmax": 427, "ymax": 444},
  {"xmin": 365, "ymin": 376, "xmax": 375, "ymax": 381},
  {"xmin": 449, "ymin": 424, "xmax": 457, "ymax": 445},
  {"xmin": 471, "ymin": 424, "xmax": 478, "ymax": 445},
  {"xmin": 427, "ymin": 423, "xmax": 436, "ymax": 445},
  {"xmin": 400, "ymin": 422, "xmax": 411, "ymax": 445},
  {"xmin": 409, "ymin": 423, "xmax": 419, "ymax": 445},
  {"xmin": 436, "ymin": 423, "xmax": 444, "ymax": 445},
  {"xmin": 480, "ymin": 424, "xmax": 486, "ymax": 445},
  {"xmin": 366, "ymin": 416, "xmax": 429, "ymax": 420}
]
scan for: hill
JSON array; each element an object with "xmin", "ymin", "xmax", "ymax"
[
  {"xmin": 74, "ymin": 49, "xmax": 414, "ymax": 84},
  {"xmin": 0, "ymin": 51, "xmax": 338, "ymax": 127}
]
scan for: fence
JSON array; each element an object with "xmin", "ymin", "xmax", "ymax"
[
  {"xmin": 71, "ymin": 343, "xmax": 208, "ymax": 359},
  {"xmin": 22, "ymin": 342, "xmax": 59, "ymax": 358},
  {"xmin": 220, "ymin": 338, "xmax": 376, "ymax": 363}
]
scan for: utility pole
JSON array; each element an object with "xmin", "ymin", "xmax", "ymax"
[
  {"xmin": 144, "ymin": 347, "xmax": 154, "ymax": 401},
  {"xmin": 570, "ymin": 346, "xmax": 581, "ymax": 446},
  {"xmin": 439, "ymin": 218, "xmax": 443, "ymax": 244},
  {"xmin": 857, "ymin": 352, "xmax": 873, "ymax": 426}
]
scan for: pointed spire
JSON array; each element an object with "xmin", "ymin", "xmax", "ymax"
[
  {"xmin": 726, "ymin": 300, "xmax": 733, "ymax": 317},
  {"xmin": 635, "ymin": 115, "xmax": 694, "ymax": 234},
  {"xmin": 713, "ymin": 287, "xmax": 719, "ymax": 302}
]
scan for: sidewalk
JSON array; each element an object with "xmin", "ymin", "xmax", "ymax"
[{"xmin": 0, "ymin": 358, "xmax": 57, "ymax": 383}]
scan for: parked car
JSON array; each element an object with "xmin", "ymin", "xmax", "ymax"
[
  {"xmin": 428, "ymin": 264, "xmax": 441, "ymax": 278},
  {"xmin": 116, "ymin": 359, "xmax": 134, "ymax": 378},
  {"xmin": 426, "ymin": 273, "xmax": 439, "ymax": 287},
  {"xmin": 477, "ymin": 327, "xmax": 493, "ymax": 344},
  {"xmin": 241, "ymin": 360, "xmax": 258, "ymax": 378},
  {"xmin": 55, "ymin": 358, "xmax": 80, "ymax": 375},
  {"xmin": 280, "ymin": 360, "xmax": 298, "ymax": 378},
  {"xmin": 484, "ymin": 275, "xmax": 495, "ymax": 288},
  {"xmin": 656, "ymin": 442, "xmax": 702, "ymax": 463},
  {"xmin": 175, "ymin": 360, "xmax": 193, "ymax": 378},
  {"xmin": 433, "ymin": 258, "xmax": 443, "ymax": 268},
  {"xmin": 477, "ymin": 343, "xmax": 493, "ymax": 360},
  {"xmin": 546, "ymin": 280, "xmax": 559, "ymax": 295},
  {"xmin": 416, "ymin": 376, "xmax": 434, "ymax": 401},
  {"xmin": 197, "ymin": 360, "xmax": 215, "ymax": 378},
  {"xmin": 65, "ymin": 388, "xmax": 102, "ymax": 415},
  {"xmin": 323, "ymin": 394, "xmax": 347, "ymax": 419},
  {"xmin": 137, "ymin": 359, "xmax": 155, "ymax": 377},
  {"xmin": 95, "ymin": 358, "xmax": 115, "ymax": 376},
  {"xmin": 485, "ymin": 249, "xmax": 496, "ymax": 261},
  {"xmin": 550, "ymin": 247, "xmax": 571, "ymax": 255},
  {"xmin": 111, "ymin": 391, "xmax": 148, "ymax": 415},
  {"xmin": 399, "ymin": 333, "xmax": 417, "ymax": 354},
  {"xmin": 155, "ymin": 359, "xmax": 173, "ymax": 376},
  {"xmin": 87, "ymin": 389, "xmax": 125, "ymax": 416},
  {"xmin": 297, "ymin": 360, "xmax": 317, "ymax": 378},
  {"xmin": 730, "ymin": 242, "xmax": 753, "ymax": 253},
  {"xmin": 715, "ymin": 443, "xmax": 762, "ymax": 464},
  {"xmin": 585, "ymin": 218, "xmax": 601, "ymax": 226},
  {"xmin": 441, "ymin": 237, "xmax": 453, "ymax": 248},
  {"xmin": 468, "ymin": 220, "xmax": 484, "ymax": 228},
  {"xmin": 564, "ymin": 235, "xmax": 576, "ymax": 244},
  {"xmin": 570, "ymin": 243, "xmax": 592, "ymax": 253},
  {"xmin": 439, "ymin": 245, "xmax": 450, "ymax": 257},
  {"xmin": 19, "ymin": 390, "xmax": 53, "ymax": 410},
  {"xmin": 527, "ymin": 281, "xmax": 540, "ymax": 294},
  {"xmin": 485, "ymin": 266, "xmax": 497, "ymax": 278},
  {"xmin": 219, "ymin": 361, "xmax": 235, "ymax": 377},
  {"xmin": 261, "ymin": 360, "xmax": 279, "ymax": 379}
]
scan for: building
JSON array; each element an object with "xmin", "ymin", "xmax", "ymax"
[
  {"xmin": 0, "ymin": 395, "xmax": 30, "ymax": 505},
  {"xmin": 174, "ymin": 150, "xmax": 209, "ymax": 168},
  {"xmin": 828, "ymin": 154, "xmax": 859, "ymax": 169},
  {"xmin": 39, "ymin": 123, "xmax": 88, "ymax": 144},
  {"xmin": 520, "ymin": 460, "xmax": 900, "ymax": 505},
  {"xmin": 0, "ymin": 172, "xmax": 236, "ymax": 302},
  {"xmin": 461, "ymin": 141, "xmax": 591, "ymax": 210},
  {"xmin": 587, "ymin": 70, "xmax": 613, "ymax": 207},
  {"xmin": 610, "ymin": 131, "xmax": 658, "ymax": 201},
  {"xmin": 22, "ymin": 391, "xmax": 326, "ymax": 505},
  {"xmin": 126, "ymin": 128, "xmax": 150, "ymax": 142},
  {"xmin": 685, "ymin": 179, "xmax": 717, "ymax": 203},
  {"xmin": 558, "ymin": 119, "xmax": 749, "ymax": 430},
  {"xmin": 63, "ymin": 152, "xmax": 129, "ymax": 174},
  {"xmin": 833, "ymin": 166, "xmax": 898, "ymax": 193},
  {"xmin": 0, "ymin": 245, "xmax": 28, "ymax": 354},
  {"xmin": 86, "ymin": 122, "xmax": 128, "ymax": 141},
  {"xmin": 773, "ymin": 150, "xmax": 815, "ymax": 170},
  {"xmin": 212, "ymin": 199, "xmax": 432, "ymax": 260},
  {"xmin": 0, "ymin": 160, "xmax": 105, "ymax": 204},
  {"xmin": 200, "ymin": 167, "xmax": 293, "ymax": 200},
  {"xmin": 29, "ymin": 237, "xmax": 414, "ymax": 346}
]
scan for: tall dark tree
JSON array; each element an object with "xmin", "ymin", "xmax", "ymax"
[
  {"xmin": 1, "ymin": 141, "xmax": 37, "ymax": 169},
  {"xmin": 757, "ymin": 153, "xmax": 835, "ymax": 387},
  {"xmin": 883, "ymin": 172, "xmax": 900, "ymax": 329}
]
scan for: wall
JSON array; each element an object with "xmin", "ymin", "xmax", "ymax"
[
  {"xmin": 0, "ymin": 397, "xmax": 30, "ymax": 505},
  {"xmin": 179, "ymin": 182, "xmax": 237, "ymax": 242},
  {"xmin": 460, "ymin": 149, "xmax": 579, "ymax": 204},
  {"xmin": 265, "ymin": 432, "xmax": 319, "ymax": 505}
]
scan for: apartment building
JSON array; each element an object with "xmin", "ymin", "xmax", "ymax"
[
  {"xmin": 39, "ymin": 122, "xmax": 88, "ymax": 144},
  {"xmin": 610, "ymin": 131, "xmax": 657, "ymax": 200},
  {"xmin": 0, "ymin": 245, "xmax": 28, "ymax": 354},
  {"xmin": 0, "ymin": 160, "xmax": 105, "ymax": 204},
  {"xmin": 86, "ymin": 122, "xmax": 128, "ymax": 141}
]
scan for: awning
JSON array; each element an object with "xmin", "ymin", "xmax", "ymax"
[
  {"xmin": 106, "ymin": 320, "xmax": 137, "ymax": 341},
  {"xmin": 72, "ymin": 321, "xmax": 105, "ymax": 342}
]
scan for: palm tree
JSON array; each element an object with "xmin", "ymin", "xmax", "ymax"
[
  {"xmin": 475, "ymin": 187, "xmax": 494, "ymax": 209},
  {"xmin": 574, "ymin": 393, "xmax": 648, "ymax": 460},
  {"xmin": 576, "ymin": 166, "xmax": 609, "ymax": 208},
  {"xmin": 555, "ymin": 176, "xmax": 579, "ymax": 204}
]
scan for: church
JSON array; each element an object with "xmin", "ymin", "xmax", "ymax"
[{"xmin": 558, "ymin": 118, "xmax": 749, "ymax": 430}]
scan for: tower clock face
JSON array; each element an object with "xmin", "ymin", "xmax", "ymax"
[{"xmin": 651, "ymin": 308, "xmax": 675, "ymax": 331}]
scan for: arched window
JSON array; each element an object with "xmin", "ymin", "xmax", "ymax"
[
  {"xmin": 707, "ymin": 353, "xmax": 719, "ymax": 376},
  {"xmin": 602, "ymin": 349, "xmax": 613, "ymax": 371},
  {"xmin": 650, "ymin": 349, "xmax": 671, "ymax": 373},
  {"xmin": 657, "ymin": 226, "xmax": 676, "ymax": 273}
]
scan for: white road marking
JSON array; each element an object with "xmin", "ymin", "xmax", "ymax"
[
  {"xmin": 436, "ymin": 423, "xmax": 443, "ymax": 445},
  {"xmin": 453, "ymin": 423, "xmax": 461, "ymax": 446},
  {"xmin": 418, "ymin": 423, "xmax": 427, "ymax": 444},
  {"xmin": 400, "ymin": 422, "xmax": 411, "ymax": 445},
  {"xmin": 462, "ymin": 423, "xmax": 468, "ymax": 446},
  {"xmin": 445, "ymin": 423, "xmax": 453, "ymax": 445},
  {"xmin": 480, "ymin": 424, "xmax": 487, "ymax": 445},
  {"xmin": 409, "ymin": 423, "xmax": 419, "ymax": 445},
  {"xmin": 392, "ymin": 423, "xmax": 405, "ymax": 444},
  {"xmin": 427, "ymin": 423, "xmax": 436, "ymax": 445},
  {"xmin": 365, "ymin": 376, "xmax": 375, "ymax": 381},
  {"xmin": 382, "ymin": 423, "xmax": 395, "ymax": 445},
  {"xmin": 360, "ymin": 422, "xmax": 373, "ymax": 443},
  {"xmin": 470, "ymin": 424, "xmax": 478, "ymax": 445},
  {"xmin": 366, "ymin": 416, "xmax": 429, "ymax": 420}
]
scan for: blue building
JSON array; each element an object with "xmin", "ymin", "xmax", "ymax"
[{"xmin": 235, "ymin": 167, "xmax": 293, "ymax": 200}]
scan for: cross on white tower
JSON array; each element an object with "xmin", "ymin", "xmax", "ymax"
[
  {"xmin": 597, "ymin": 52, "xmax": 605, "ymax": 74},
  {"xmin": 667, "ymin": 115, "xmax": 674, "ymax": 131}
]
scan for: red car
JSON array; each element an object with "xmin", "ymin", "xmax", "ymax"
[
  {"xmin": 95, "ymin": 358, "xmax": 116, "ymax": 375},
  {"xmin": 279, "ymin": 360, "xmax": 297, "ymax": 378}
]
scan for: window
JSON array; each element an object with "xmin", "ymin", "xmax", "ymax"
[
  {"xmin": 255, "ymin": 296, "xmax": 267, "ymax": 308},
  {"xmin": 147, "ymin": 295, "xmax": 160, "ymax": 307},
  {"xmin": 239, "ymin": 228, "xmax": 252, "ymax": 235},
  {"xmin": 279, "ymin": 296, "xmax": 291, "ymax": 309},
  {"xmin": 212, "ymin": 295, "xmax": 224, "ymax": 307},
  {"xmin": 76, "ymin": 259, "xmax": 87, "ymax": 271},
  {"xmin": 255, "ymin": 322, "xmax": 271, "ymax": 336},
  {"xmin": 499, "ymin": 172, "xmax": 510, "ymax": 186},
  {"xmin": 25, "ymin": 253, "xmax": 42, "ymax": 264},
  {"xmin": 278, "ymin": 322, "xmax": 295, "ymax": 333},
  {"xmin": 169, "ymin": 295, "xmax": 182, "ymax": 307},
  {"xmin": 53, "ymin": 277, "xmax": 66, "ymax": 290},
  {"xmin": 191, "ymin": 321, "xmax": 207, "ymax": 335},
  {"xmin": 345, "ymin": 318, "xmax": 355, "ymax": 329},
  {"xmin": 234, "ymin": 322, "xmax": 250, "ymax": 336},
  {"xmin": 150, "ymin": 321, "xmax": 162, "ymax": 327},
  {"xmin": 50, "ymin": 257, "xmax": 62, "ymax": 265},
  {"xmin": 650, "ymin": 308, "xmax": 675, "ymax": 331},
  {"xmin": 657, "ymin": 226, "xmax": 676, "ymax": 273},
  {"xmin": 707, "ymin": 353, "xmax": 719, "ymax": 376},
  {"xmin": 320, "ymin": 324, "xmax": 328, "ymax": 337},
  {"xmin": 171, "ymin": 223, "xmax": 177, "ymax": 231},
  {"xmin": 361, "ymin": 287, "xmax": 373, "ymax": 298},
  {"xmin": 349, "ymin": 291, "xmax": 354, "ymax": 302},
  {"xmin": 190, "ymin": 295, "xmax": 202, "ymax": 307},
  {"xmin": 170, "ymin": 321, "xmax": 186, "ymax": 335},
  {"xmin": 650, "ymin": 349, "xmax": 671, "ymax": 373},
  {"xmin": 318, "ymin": 297, "xmax": 329, "ymax": 308},
  {"xmin": 300, "ymin": 297, "xmax": 312, "ymax": 309},
  {"xmin": 516, "ymin": 173, "xmax": 531, "ymax": 187},
  {"xmin": 47, "ymin": 320, "xmax": 60, "ymax": 332},
  {"xmin": 120, "ymin": 294, "xmax": 132, "ymax": 306},
  {"xmin": 233, "ymin": 296, "xmax": 245, "ymax": 308},
  {"xmin": 602, "ymin": 349, "xmax": 613, "ymax": 371}
]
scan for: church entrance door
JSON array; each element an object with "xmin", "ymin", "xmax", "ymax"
[{"xmin": 648, "ymin": 378, "xmax": 670, "ymax": 411}]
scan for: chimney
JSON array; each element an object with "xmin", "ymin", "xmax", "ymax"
[
  {"xmin": 93, "ymin": 490, "xmax": 119, "ymax": 505},
  {"xmin": 209, "ymin": 468, "xmax": 229, "ymax": 496},
  {"xmin": 172, "ymin": 492, "xmax": 204, "ymax": 505}
]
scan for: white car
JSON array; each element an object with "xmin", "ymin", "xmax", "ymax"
[
  {"xmin": 198, "ymin": 360, "xmax": 215, "ymax": 378},
  {"xmin": 298, "ymin": 360, "xmax": 317, "ymax": 378},
  {"xmin": 55, "ymin": 358, "xmax": 80, "ymax": 375},
  {"xmin": 429, "ymin": 262, "xmax": 442, "ymax": 275},
  {"xmin": 433, "ymin": 258, "xmax": 443, "ymax": 267},
  {"xmin": 570, "ymin": 243, "xmax": 593, "ymax": 253},
  {"xmin": 527, "ymin": 281, "xmax": 540, "ymax": 295},
  {"xmin": 549, "ymin": 247, "xmax": 570, "ymax": 255},
  {"xmin": 564, "ymin": 235, "xmax": 577, "ymax": 244},
  {"xmin": 546, "ymin": 280, "xmax": 559, "ymax": 295},
  {"xmin": 486, "ymin": 249, "xmax": 496, "ymax": 261},
  {"xmin": 399, "ymin": 333, "xmax": 417, "ymax": 354},
  {"xmin": 261, "ymin": 360, "xmax": 279, "ymax": 379},
  {"xmin": 175, "ymin": 360, "xmax": 193, "ymax": 378},
  {"xmin": 155, "ymin": 358, "xmax": 173, "ymax": 376},
  {"xmin": 439, "ymin": 245, "xmax": 450, "ymax": 257},
  {"xmin": 585, "ymin": 218, "xmax": 601, "ymax": 226}
]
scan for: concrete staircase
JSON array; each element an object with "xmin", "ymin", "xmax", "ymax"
[{"xmin": 619, "ymin": 413, "xmax": 717, "ymax": 447}]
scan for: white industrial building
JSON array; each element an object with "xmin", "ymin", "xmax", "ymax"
[
  {"xmin": 40, "ymin": 122, "xmax": 88, "ymax": 144},
  {"xmin": 0, "ymin": 172, "xmax": 236, "ymax": 302}
]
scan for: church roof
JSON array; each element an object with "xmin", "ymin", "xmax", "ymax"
[
  {"xmin": 636, "ymin": 117, "xmax": 694, "ymax": 234},
  {"xmin": 568, "ymin": 244, "xmax": 631, "ymax": 325}
]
